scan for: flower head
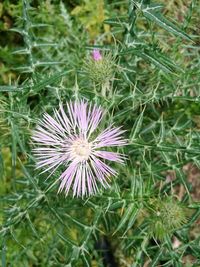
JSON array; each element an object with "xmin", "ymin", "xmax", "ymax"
[
  {"xmin": 83, "ymin": 50, "xmax": 116, "ymax": 85},
  {"xmin": 32, "ymin": 100, "xmax": 126, "ymax": 197},
  {"xmin": 148, "ymin": 197, "xmax": 187, "ymax": 240}
]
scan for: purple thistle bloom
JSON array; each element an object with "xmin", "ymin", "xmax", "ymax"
[
  {"xmin": 32, "ymin": 100, "xmax": 126, "ymax": 197},
  {"xmin": 92, "ymin": 49, "xmax": 102, "ymax": 61}
]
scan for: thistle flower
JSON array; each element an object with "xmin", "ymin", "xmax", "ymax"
[
  {"xmin": 32, "ymin": 100, "xmax": 126, "ymax": 197},
  {"xmin": 148, "ymin": 197, "xmax": 187, "ymax": 240},
  {"xmin": 83, "ymin": 49, "xmax": 116, "ymax": 86}
]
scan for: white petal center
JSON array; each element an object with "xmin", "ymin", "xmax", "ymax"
[{"xmin": 70, "ymin": 138, "xmax": 91, "ymax": 161}]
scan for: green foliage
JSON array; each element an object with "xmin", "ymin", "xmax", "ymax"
[
  {"xmin": 71, "ymin": 0, "xmax": 109, "ymax": 39},
  {"xmin": 1, "ymin": 0, "xmax": 200, "ymax": 266}
]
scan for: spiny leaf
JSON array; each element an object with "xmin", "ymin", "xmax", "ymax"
[
  {"xmin": 29, "ymin": 70, "xmax": 72, "ymax": 92},
  {"xmin": 188, "ymin": 202, "xmax": 200, "ymax": 209},
  {"xmin": 142, "ymin": 6, "xmax": 192, "ymax": 41},
  {"xmin": 119, "ymin": 47, "xmax": 180, "ymax": 73},
  {"xmin": 114, "ymin": 203, "xmax": 135, "ymax": 234},
  {"xmin": 130, "ymin": 106, "xmax": 145, "ymax": 141},
  {"xmin": 104, "ymin": 16, "xmax": 127, "ymax": 26},
  {"xmin": 0, "ymin": 86, "xmax": 22, "ymax": 92},
  {"xmin": 0, "ymin": 71, "xmax": 71, "ymax": 92},
  {"xmin": 151, "ymin": 247, "xmax": 165, "ymax": 267},
  {"xmin": 124, "ymin": 206, "xmax": 140, "ymax": 235}
]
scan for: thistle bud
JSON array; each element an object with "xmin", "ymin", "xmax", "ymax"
[
  {"xmin": 148, "ymin": 197, "xmax": 187, "ymax": 240},
  {"xmin": 83, "ymin": 49, "xmax": 116, "ymax": 86}
]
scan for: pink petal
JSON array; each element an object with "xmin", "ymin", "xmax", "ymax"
[
  {"xmin": 94, "ymin": 151, "xmax": 124, "ymax": 163},
  {"xmin": 92, "ymin": 49, "xmax": 102, "ymax": 61}
]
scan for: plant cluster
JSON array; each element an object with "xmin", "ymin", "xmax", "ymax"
[{"xmin": 0, "ymin": 0, "xmax": 200, "ymax": 266}]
